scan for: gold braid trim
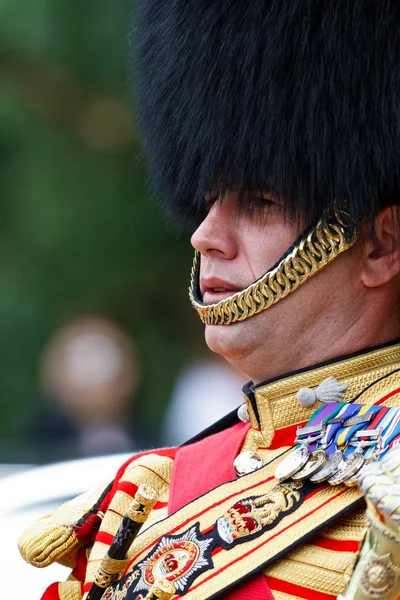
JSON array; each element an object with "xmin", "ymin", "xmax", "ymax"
[
  {"xmin": 189, "ymin": 209, "xmax": 357, "ymax": 325},
  {"xmin": 100, "ymin": 554, "xmax": 130, "ymax": 576},
  {"xmin": 272, "ymin": 592, "xmax": 305, "ymax": 600},
  {"xmin": 18, "ymin": 514, "xmax": 80, "ymax": 568},
  {"xmin": 58, "ymin": 581, "xmax": 83, "ymax": 600}
]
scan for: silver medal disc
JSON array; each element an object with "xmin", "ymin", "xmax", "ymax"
[
  {"xmin": 309, "ymin": 450, "xmax": 343, "ymax": 483},
  {"xmin": 344, "ymin": 457, "xmax": 376, "ymax": 487},
  {"xmin": 275, "ymin": 445, "xmax": 310, "ymax": 481},
  {"xmin": 328, "ymin": 452, "xmax": 364, "ymax": 486},
  {"xmin": 291, "ymin": 450, "xmax": 327, "ymax": 481},
  {"xmin": 233, "ymin": 450, "xmax": 263, "ymax": 477}
]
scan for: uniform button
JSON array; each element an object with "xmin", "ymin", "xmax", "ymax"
[
  {"xmin": 237, "ymin": 403, "xmax": 250, "ymax": 423},
  {"xmin": 233, "ymin": 451, "xmax": 263, "ymax": 477}
]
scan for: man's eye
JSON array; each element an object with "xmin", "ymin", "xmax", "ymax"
[{"xmin": 252, "ymin": 196, "xmax": 275, "ymax": 206}]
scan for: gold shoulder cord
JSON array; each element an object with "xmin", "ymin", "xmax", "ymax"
[{"xmin": 189, "ymin": 209, "xmax": 358, "ymax": 325}]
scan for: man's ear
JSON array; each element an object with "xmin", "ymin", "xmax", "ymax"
[{"xmin": 361, "ymin": 206, "xmax": 400, "ymax": 288}]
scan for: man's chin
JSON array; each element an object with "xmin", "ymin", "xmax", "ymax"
[{"xmin": 204, "ymin": 321, "xmax": 252, "ymax": 360}]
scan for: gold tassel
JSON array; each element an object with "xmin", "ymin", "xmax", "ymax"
[{"xmin": 18, "ymin": 513, "xmax": 81, "ymax": 568}]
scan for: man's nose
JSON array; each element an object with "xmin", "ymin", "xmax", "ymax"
[{"xmin": 190, "ymin": 202, "xmax": 237, "ymax": 259}]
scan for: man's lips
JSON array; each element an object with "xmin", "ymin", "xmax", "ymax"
[{"xmin": 200, "ymin": 277, "xmax": 243, "ymax": 304}]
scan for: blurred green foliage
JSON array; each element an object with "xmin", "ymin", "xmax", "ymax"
[{"xmin": 0, "ymin": 0, "xmax": 204, "ymax": 461}]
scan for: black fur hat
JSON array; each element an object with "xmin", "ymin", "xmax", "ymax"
[{"xmin": 136, "ymin": 1, "xmax": 400, "ymax": 228}]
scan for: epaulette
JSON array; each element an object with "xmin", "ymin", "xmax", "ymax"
[
  {"xmin": 19, "ymin": 482, "xmax": 113, "ymax": 568},
  {"xmin": 18, "ymin": 448, "xmax": 177, "ymax": 571}
]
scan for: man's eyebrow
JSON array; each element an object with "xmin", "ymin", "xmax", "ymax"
[{"xmin": 204, "ymin": 189, "xmax": 276, "ymax": 206}]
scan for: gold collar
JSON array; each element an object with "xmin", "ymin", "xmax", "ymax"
[{"xmin": 244, "ymin": 342, "xmax": 400, "ymax": 448}]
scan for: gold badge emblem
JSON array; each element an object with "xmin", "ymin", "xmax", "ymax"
[
  {"xmin": 360, "ymin": 551, "xmax": 399, "ymax": 598},
  {"xmin": 106, "ymin": 481, "xmax": 304, "ymax": 598},
  {"xmin": 216, "ymin": 482, "xmax": 302, "ymax": 544}
]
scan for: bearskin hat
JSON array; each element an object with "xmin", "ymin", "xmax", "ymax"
[{"xmin": 135, "ymin": 1, "xmax": 400, "ymax": 229}]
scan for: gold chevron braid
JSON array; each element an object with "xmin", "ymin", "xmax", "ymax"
[{"xmin": 189, "ymin": 211, "xmax": 357, "ymax": 325}]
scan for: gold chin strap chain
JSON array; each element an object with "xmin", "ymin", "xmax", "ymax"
[{"xmin": 189, "ymin": 209, "xmax": 358, "ymax": 325}]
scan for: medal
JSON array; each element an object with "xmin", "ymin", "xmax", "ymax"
[
  {"xmin": 291, "ymin": 449, "xmax": 327, "ymax": 481},
  {"xmin": 309, "ymin": 450, "xmax": 344, "ymax": 483},
  {"xmin": 326, "ymin": 405, "xmax": 384, "ymax": 485},
  {"xmin": 275, "ymin": 399, "xmax": 396, "ymax": 485},
  {"xmin": 291, "ymin": 405, "xmax": 348, "ymax": 482},
  {"xmin": 306, "ymin": 403, "xmax": 362, "ymax": 483},
  {"xmin": 343, "ymin": 457, "xmax": 376, "ymax": 487},
  {"xmin": 328, "ymin": 406, "xmax": 386, "ymax": 485},
  {"xmin": 328, "ymin": 450, "xmax": 365, "ymax": 485},
  {"xmin": 343, "ymin": 412, "xmax": 393, "ymax": 486},
  {"xmin": 275, "ymin": 404, "xmax": 329, "ymax": 481},
  {"xmin": 276, "ymin": 402, "xmax": 359, "ymax": 482},
  {"xmin": 344, "ymin": 408, "xmax": 400, "ymax": 487},
  {"xmin": 274, "ymin": 444, "xmax": 310, "ymax": 481},
  {"xmin": 233, "ymin": 451, "xmax": 263, "ymax": 477}
]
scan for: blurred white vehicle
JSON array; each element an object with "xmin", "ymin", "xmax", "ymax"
[{"xmin": 0, "ymin": 453, "xmax": 131, "ymax": 599}]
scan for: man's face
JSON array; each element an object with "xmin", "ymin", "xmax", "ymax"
[
  {"xmin": 190, "ymin": 192, "xmax": 365, "ymax": 381},
  {"xmin": 192, "ymin": 192, "xmax": 302, "ymax": 304}
]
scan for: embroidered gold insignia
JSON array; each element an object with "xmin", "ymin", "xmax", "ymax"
[
  {"xmin": 216, "ymin": 482, "xmax": 302, "ymax": 544},
  {"xmin": 105, "ymin": 482, "xmax": 304, "ymax": 599}
]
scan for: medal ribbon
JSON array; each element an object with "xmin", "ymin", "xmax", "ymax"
[
  {"xmin": 296, "ymin": 404, "xmax": 331, "ymax": 437},
  {"xmin": 319, "ymin": 402, "xmax": 361, "ymax": 456},
  {"xmin": 340, "ymin": 406, "xmax": 384, "ymax": 457},
  {"xmin": 308, "ymin": 403, "xmax": 347, "ymax": 452},
  {"xmin": 373, "ymin": 407, "xmax": 400, "ymax": 458},
  {"xmin": 387, "ymin": 432, "xmax": 400, "ymax": 452},
  {"xmin": 296, "ymin": 403, "xmax": 342, "ymax": 452},
  {"xmin": 346, "ymin": 406, "xmax": 389, "ymax": 459},
  {"xmin": 336, "ymin": 405, "xmax": 382, "ymax": 450},
  {"xmin": 356, "ymin": 406, "xmax": 390, "ymax": 441}
]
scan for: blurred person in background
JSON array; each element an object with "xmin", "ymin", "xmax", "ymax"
[
  {"xmin": 19, "ymin": 3, "xmax": 400, "ymax": 600},
  {"xmin": 0, "ymin": 0, "xmax": 191, "ymax": 468},
  {"xmin": 31, "ymin": 316, "xmax": 140, "ymax": 459},
  {"xmin": 163, "ymin": 355, "xmax": 245, "ymax": 446}
]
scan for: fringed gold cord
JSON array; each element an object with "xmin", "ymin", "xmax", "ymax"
[
  {"xmin": 18, "ymin": 513, "xmax": 81, "ymax": 568},
  {"xmin": 18, "ymin": 483, "xmax": 110, "ymax": 570}
]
